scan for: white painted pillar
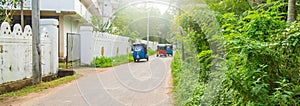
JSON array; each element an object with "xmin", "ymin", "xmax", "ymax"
[
  {"xmin": 40, "ymin": 19, "xmax": 59, "ymax": 74},
  {"xmin": 58, "ymin": 15, "xmax": 65, "ymax": 59},
  {"xmin": 80, "ymin": 26, "xmax": 93, "ymax": 65}
]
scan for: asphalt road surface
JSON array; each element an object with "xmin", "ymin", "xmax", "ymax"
[{"xmin": 17, "ymin": 55, "xmax": 174, "ymax": 106}]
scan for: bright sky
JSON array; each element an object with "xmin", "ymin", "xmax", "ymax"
[
  {"xmin": 154, "ymin": 4, "xmax": 169, "ymax": 14},
  {"xmin": 135, "ymin": 2, "xmax": 170, "ymax": 15}
]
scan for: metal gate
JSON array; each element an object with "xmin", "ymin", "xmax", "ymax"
[{"xmin": 66, "ymin": 33, "xmax": 81, "ymax": 68}]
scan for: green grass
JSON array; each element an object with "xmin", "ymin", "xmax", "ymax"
[
  {"xmin": 111, "ymin": 54, "xmax": 134, "ymax": 66},
  {"xmin": 59, "ymin": 61, "xmax": 80, "ymax": 68},
  {"xmin": 91, "ymin": 54, "xmax": 134, "ymax": 68},
  {"xmin": 59, "ymin": 62, "xmax": 66, "ymax": 68},
  {"xmin": 0, "ymin": 74, "xmax": 81, "ymax": 99},
  {"xmin": 148, "ymin": 48, "xmax": 156, "ymax": 55},
  {"xmin": 91, "ymin": 49, "xmax": 157, "ymax": 68}
]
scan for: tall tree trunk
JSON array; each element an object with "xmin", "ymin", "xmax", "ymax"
[{"xmin": 288, "ymin": 0, "xmax": 296, "ymax": 23}]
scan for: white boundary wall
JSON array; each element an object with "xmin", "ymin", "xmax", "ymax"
[
  {"xmin": 0, "ymin": 19, "xmax": 58, "ymax": 84},
  {"xmin": 80, "ymin": 26, "xmax": 131, "ymax": 65},
  {"xmin": 139, "ymin": 40, "xmax": 158, "ymax": 50}
]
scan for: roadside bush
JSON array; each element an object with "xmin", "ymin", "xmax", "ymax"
[
  {"xmin": 91, "ymin": 54, "xmax": 134, "ymax": 68},
  {"xmin": 91, "ymin": 56, "xmax": 113, "ymax": 68},
  {"xmin": 171, "ymin": 52, "xmax": 181, "ymax": 87},
  {"xmin": 172, "ymin": 52, "xmax": 203, "ymax": 105},
  {"xmin": 213, "ymin": 5, "xmax": 300, "ymax": 105},
  {"xmin": 173, "ymin": 1, "xmax": 300, "ymax": 105}
]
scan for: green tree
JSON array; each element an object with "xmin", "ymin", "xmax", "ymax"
[
  {"xmin": 110, "ymin": 6, "xmax": 141, "ymax": 37},
  {"xmin": 0, "ymin": 0, "xmax": 22, "ymax": 23},
  {"xmin": 205, "ymin": 0, "xmax": 252, "ymax": 15},
  {"xmin": 91, "ymin": 15, "xmax": 107, "ymax": 32},
  {"xmin": 111, "ymin": 5, "xmax": 175, "ymax": 41}
]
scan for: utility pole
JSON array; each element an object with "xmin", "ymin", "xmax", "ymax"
[
  {"xmin": 179, "ymin": 26, "xmax": 185, "ymax": 61},
  {"xmin": 21, "ymin": 0, "xmax": 24, "ymax": 28},
  {"xmin": 287, "ymin": 0, "xmax": 296, "ymax": 23},
  {"xmin": 146, "ymin": 9, "xmax": 150, "ymax": 52},
  {"xmin": 32, "ymin": 0, "xmax": 41, "ymax": 84}
]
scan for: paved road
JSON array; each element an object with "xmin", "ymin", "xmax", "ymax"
[{"xmin": 18, "ymin": 56, "xmax": 174, "ymax": 106}]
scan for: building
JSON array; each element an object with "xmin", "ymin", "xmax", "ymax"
[{"xmin": 2, "ymin": 0, "xmax": 102, "ymax": 60}]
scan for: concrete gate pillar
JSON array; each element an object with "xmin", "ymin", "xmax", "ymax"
[
  {"xmin": 80, "ymin": 26, "xmax": 94, "ymax": 65},
  {"xmin": 40, "ymin": 19, "xmax": 59, "ymax": 74}
]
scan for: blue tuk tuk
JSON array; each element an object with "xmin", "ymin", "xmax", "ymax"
[
  {"xmin": 132, "ymin": 42, "xmax": 149, "ymax": 62},
  {"xmin": 166, "ymin": 44, "xmax": 173, "ymax": 56}
]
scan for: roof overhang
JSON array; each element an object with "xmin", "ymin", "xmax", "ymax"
[
  {"xmin": 80, "ymin": 0, "xmax": 102, "ymax": 17},
  {"xmin": 11, "ymin": 10, "xmax": 91, "ymax": 25},
  {"xmin": 11, "ymin": 10, "xmax": 76, "ymax": 16}
]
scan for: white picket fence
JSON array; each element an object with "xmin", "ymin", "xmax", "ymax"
[{"xmin": 0, "ymin": 19, "xmax": 58, "ymax": 84}]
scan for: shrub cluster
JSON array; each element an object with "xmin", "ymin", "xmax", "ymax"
[
  {"xmin": 91, "ymin": 54, "xmax": 134, "ymax": 68},
  {"xmin": 91, "ymin": 56, "xmax": 113, "ymax": 68},
  {"xmin": 172, "ymin": 2, "xmax": 300, "ymax": 105},
  {"xmin": 215, "ymin": 8, "xmax": 300, "ymax": 105}
]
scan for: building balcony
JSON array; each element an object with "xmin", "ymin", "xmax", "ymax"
[{"xmin": 2, "ymin": 0, "xmax": 101, "ymax": 24}]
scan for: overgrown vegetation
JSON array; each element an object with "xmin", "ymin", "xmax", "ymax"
[
  {"xmin": 171, "ymin": 52, "xmax": 181, "ymax": 88},
  {"xmin": 172, "ymin": 0, "xmax": 300, "ymax": 105},
  {"xmin": 0, "ymin": 74, "xmax": 80, "ymax": 99},
  {"xmin": 216, "ymin": 2, "xmax": 300, "ymax": 105}
]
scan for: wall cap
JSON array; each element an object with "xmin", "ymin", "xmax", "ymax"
[
  {"xmin": 80, "ymin": 26, "xmax": 93, "ymax": 31},
  {"xmin": 40, "ymin": 19, "xmax": 59, "ymax": 26}
]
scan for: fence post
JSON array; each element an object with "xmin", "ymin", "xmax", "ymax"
[{"xmin": 40, "ymin": 19, "xmax": 59, "ymax": 74}]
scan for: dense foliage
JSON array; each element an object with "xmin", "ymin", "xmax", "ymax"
[
  {"xmin": 0, "ymin": 0, "xmax": 22, "ymax": 23},
  {"xmin": 216, "ymin": 4, "xmax": 300, "ymax": 105},
  {"xmin": 172, "ymin": 0, "xmax": 300, "ymax": 105},
  {"xmin": 204, "ymin": 0, "xmax": 252, "ymax": 15}
]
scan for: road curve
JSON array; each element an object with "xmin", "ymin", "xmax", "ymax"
[{"xmin": 18, "ymin": 55, "xmax": 174, "ymax": 106}]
